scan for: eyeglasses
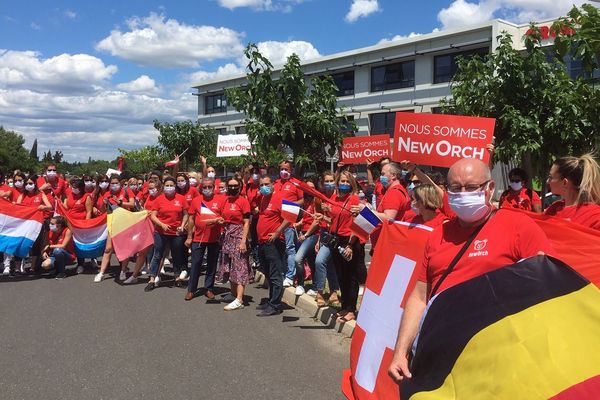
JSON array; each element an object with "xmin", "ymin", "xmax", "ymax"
[
  {"xmin": 47, "ymin": 169, "xmax": 56, "ymax": 172},
  {"xmin": 448, "ymin": 180, "xmax": 490, "ymax": 193},
  {"xmin": 202, "ymin": 186, "xmax": 214, "ymax": 189}
]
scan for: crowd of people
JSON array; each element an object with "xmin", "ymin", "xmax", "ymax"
[{"xmin": 1, "ymin": 152, "xmax": 600, "ymax": 322}]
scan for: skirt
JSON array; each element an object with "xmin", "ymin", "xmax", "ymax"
[{"xmin": 216, "ymin": 223, "xmax": 251, "ymax": 285}]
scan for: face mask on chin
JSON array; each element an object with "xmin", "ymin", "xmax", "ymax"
[{"xmin": 448, "ymin": 188, "xmax": 491, "ymax": 223}]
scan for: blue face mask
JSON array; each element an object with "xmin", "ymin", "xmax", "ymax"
[
  {"xmin": 380, "ymin": 175, "xmax": 390, "ymax": 187},
  {"xmin": 324, "ymin": 182, "xmax": 336, "ymax": 191},
  {"xmin": 401, "ymin": 170, "xmax": 409, "ymax": 179},
  {"xmin": 407, "ymin": 182, "xmax": 416, "ymax": 191},
  {"xmin": 338, "ymin": 183, "xmax": 352, "ymax": 194},
  {"xmin": 260, "ymin": 186, "xmax": 272, "ymax": 196}
]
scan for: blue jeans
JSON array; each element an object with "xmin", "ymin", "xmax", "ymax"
[
  {"xmin": 188, "ymin": 242, "xmax": 220, "ymax": 293},
  {"xmin": 284, "ymin": 227, "xmax": 297, "ymax": 280},
  {"xmin": 50, "ymin": 248, "xmax": 75, "ymax": 274},
  {"xmin": 294, "ymin": 234, "xmax": 318, "ymax": 287},
  {"xmin": 314, "ymin": 244, "xmax": 339, "ymax": 292},
  {"xmin": 150, "ymin": 233, "xmax": 186, "ymax": 277},
  {"xmin": 258, "ymin": 240, "xmax": 286, "ymax": 309}
]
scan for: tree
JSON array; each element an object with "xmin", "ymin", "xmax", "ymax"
[
  {"xmin": 226, "ymin": 44, "xmax": 351, "ymax": 175},
  {"xmin": 42, "ymin": 150, "xmax": 53, "ymax": 163},
  {"xmin": 440, "ymin": 30, "xmax": 599, "ymax": 190},
  {"xmin": 29, "ymin": 138, "xmax": 38, "ymax": 161},
  {"xmin": 52, "ymin": 150, "xmax": 63, "ymax": 165},
  {"xmin": 0, "ymin": 126, "xmax": 39, "ymax": 173},
  {"xmin": 118, "ymin": 145, "xmax": 167, "ymax": 174},
  {"xmin": 153, "ymin": 120, "xmax": 218, "ymax": 170}
]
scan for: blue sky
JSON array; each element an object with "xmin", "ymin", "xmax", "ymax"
[{"xmin": 0, "ymin": 0, "xmax": 586, "ymax": 162}]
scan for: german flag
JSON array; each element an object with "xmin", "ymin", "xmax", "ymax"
[{"xmin": 401, "ymin": 255, "xmax": 600, "ymax": 400}]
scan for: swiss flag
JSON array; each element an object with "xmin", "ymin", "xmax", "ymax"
[{"xmin": 342, "ymin": 221, "xmax": 434, "ymax": 400}]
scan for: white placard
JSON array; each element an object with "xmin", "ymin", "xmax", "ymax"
[{"xmin": 216, "ymin": 134, "xmax": 252, "ymax": 157}]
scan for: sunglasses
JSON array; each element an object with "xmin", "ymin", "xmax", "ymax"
[
  {"xmin": 47, "ymin": 169, "xmax": 57, "ymax": 172},
  {"xmin": 202, "ymin": 186, "xmax": 214, "ymax": 189}
]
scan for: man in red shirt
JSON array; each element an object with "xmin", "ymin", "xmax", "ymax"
[
  {"xmin": 255, "ymin": 175, "xmax": 291, "ymax": 317},
  {"xmin": 37, "ymin": 164, "xmax": 67, "ymax": 200},
  {"xmin": 185, "ymin": 177, "xmax": 225, "ymax": 300},
  {"xmin": 388, "ymin": 158, "xmax": 553, "ymax": 385},
  {"xmin": 499, "ymin": 168, "xmax": 542, "ymax": 212}
]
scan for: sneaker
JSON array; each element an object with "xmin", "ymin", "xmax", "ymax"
[
  {"xmin": 2, "ymin": 266, "xmax": 10, "ymax": 276},
  {"xmin": 178, "ymin": 270, "xmax": 188, "ymax": 280},
  {"xmin": 141, "ymin": 266, "xmax": 148, "ymax": 275},
  {"xmin": 306, "ymin": 289, "xmax": 317, "ymax": 297},
  {"xmin": 123, "ymin": 275, "xmax": 138, "ymax": 284},
  {"xmin": 160, "ymin": 266, "xmax": 166, "ymax": 274},
  {"xmin": 283, "ymin": 278, "xmax": 293, "ymax": 288},
  {"xmin": 224, "ymin": 299, "xmax": 244, "ymax": 311},
  {"xmin": 119, "ymin": 271, "xmax": 127, "ymax": 281},
  {"xmin": 55, "ymin": 272, "xmax": 66, "ymax": 280},
  {"xmin": 93, "ymin": 273, "xmax": 104, "ymax": 283},
  {"xmin": 154, "ymin": 275, "xmax": 161, "ymax": 286},
  {"xmin": 295, "ymin": 286, "xmax": 306, "ymax": 296},
  {"xmin": 163, "ymin": 258, "xmax": 171, "ymax": 265},
  {"xmin": 76, "ymin": 265, "xmax": 84, "ymax": 274}
]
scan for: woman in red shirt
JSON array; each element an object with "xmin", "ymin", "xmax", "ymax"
[
  {"xmin": 145, "ymin": 177, "xmax": 189, "ymax": 291},
  {"xmin": 499, "ymin": 168, "xmax": 542, "ymax": 212},
  {"xmin": 176, "ymin": 171, "xmax": 198, "ymax": 279},
  {"xmin": 40, "ymin": 215, "xmax": 76, "ymax": 279},
  {"xmin": 216, "ymin": 178, "xmax": 251, "ymax": 311},
  {"xmin": 402, "ymin": 184, "xmax": 449, "ymax": 228},
  {"xmin": 545, "ymin": 153, "xmax": 600, "ymax": 231},
  {"xmin": 63, "ymin": 178, "xmax": 93, "ymax": 273},
  {"xmin": 328, "ymin": 171, "xmax": 366, "ymax": 323},
  {"xmin": 93, "ymin": 176, "xmax": 110, "ymax": 216},
  {"xmin": 293, "ymin": 180, "xmax": 321, "ymax": 296}
]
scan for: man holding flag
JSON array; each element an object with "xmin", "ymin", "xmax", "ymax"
[{"xmin": 254, "ymin": 175, "xmax": 292, "ymax": 317}]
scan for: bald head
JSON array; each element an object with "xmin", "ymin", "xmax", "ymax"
[{"xmin": 447, "ymin": 158, "xmax": 493, "ymax": 193}]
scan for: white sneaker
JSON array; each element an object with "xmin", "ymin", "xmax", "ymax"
[
  {"xmin": 93, "ymin": 273, "xmax": 104, "ymax": 283},
  {"xmin": 295, "ymin": 286, "xmax": 305, "ymax": 296},
  {"xmin": 160, "ymin": 266, "xmax": 166, "ymax": 274},
  {"xmin": 141, "ymin": 266, "xmax": 148, "ymax": 275},
  {"xmin": 163, "ymin": 258, "xmax": 171, "ymax": 265},
  {"xmin": 306, "ymin": 289, "xmax": 317, "ymax": 297},
  {"xmin": 224, "ymin": 299, "xmax": 244, "ymax": 311},
  {"xmin": 119, "ymin": 271, "xmax": 127, "ymax": 281},
  {"xmin": 76, "ymin": 265, "xmax": 84, "ymax": 274},
  {"xmin": 123, "ymin": 275, "xmax": 138, "ymax": 284},
  {"xmin": 154, "ymin": 275, "xmax": 161, "ymax": 286},
  {"xmin": 178, "ymin": 270, "xmax": 188, "ymax": 280},
  {"xmin": 2, "ymin": 266, "xmax": 10, "ymax": 276},
  {"xmin": 283, "ymin": 278, "xmax": 293, "ymax": 287}
]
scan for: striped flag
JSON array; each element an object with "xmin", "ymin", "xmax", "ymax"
[
  {"xmin": 281, "ymin": 199, "xmax": 302, "ymax": 223},
  {"xmin": 0, "ymin": 200, "xmax": 43, "ymax": 258},
  {"xmin": 56, "ymin": 202, "xmax": 107, "ymax": 258},
  {"xmin": 350, "ymin": 206, "xmax": 382, "ymax": 241},
  {"xmin": 108, "ymin": 207, "xmax": 154, "ymax": 262},
  {"xmin": 199, "ymin": 202, "xmax": 217, "ymax": 221}
]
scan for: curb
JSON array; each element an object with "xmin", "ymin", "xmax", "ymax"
[{"xmin": 254, "ymin": 271, "xmax": 356, "ymax": 338}]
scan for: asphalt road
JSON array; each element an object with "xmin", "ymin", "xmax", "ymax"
[{"xmin": 0, "ymin": 266, "xmax": 350, "ymax": 400}]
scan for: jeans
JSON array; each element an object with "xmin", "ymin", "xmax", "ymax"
[
  {"xmin": 258, "ymin": 240, "xmax": 286, "ymax": 309},
  {"xmin": 314, "ymin": 244, "xmax": 339, "ymax": 292},
  {"xmin": 50, "ymin": 248, "xmax": 75, "ymax": 274},
  {"xmin": 294, "ymin": 234, "xmax": 318, "ymax": 287},
  {"xmin": 283, "ymin": 227, "xmax": 297, "ymax": 280},
  {"xmin": 150, "ymin": 233, "xmax": 186, "ymax": 277},
  {"xmin": 331, "ymin": 236, "xmax": 367, "ymax": 313},
  {"xmin": 188, "ymin": 242, "xmax": 220, "ymax": 293}
]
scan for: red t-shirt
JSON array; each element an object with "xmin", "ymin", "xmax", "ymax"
[
  {"xmin": 181, "ymin": 187, "xmax": 200, "ymax": 204},
  {"xmin": 273, "ymin": 179, "xmax": 303, "ymax": 202},
  {"xmin": 329, "ymin": 193, "xmax": 360, "ymax": 237},
  {"xmin": 377, "ymin": 184, "xmax": 409, "ymax": 221},
  {"xmin": 300, "ymin": 201, "xmax": 316, "ymax": 232},
  {"xmin": 95, "ymin": 189, "xmax": 109, "ymax": 213},
  {"xmin": 144, "ymin": 194, "xmax": 160, "ymax": 211},
  {"xmin": 374, "ymin": 179, "xmax": 386, "ymax": 207},
  {"xmin": 103, "ymin": 188, "xmax": 128, "ymax": 207},
  {"xmin": 152, "ymin": 193, "xmax": 188, "ymax": 235},
  {"xmin": 402, "ymin": 210, "xmax": 448, "ymax": 228},
  {"xmin": 221, "ymin": 195, "xmax": 251, "ymax": 225},
  {"xmin": 246, "ymin": 184, "xmax": 260, "ymax": 208},
  {"xmin": 417, "ymin": 209, "xmax": 553, "ymax": 297},
  {"xmin": 188, "ymin": 195, "xmax": 225, "ymax": 243},
  {"xmin": 20, "ymin": 191, "xmax": 53, "ymax": 218},
  {"xmin": 256, "ymin": 192, "xmax": 285, "ymax": 243},
  {"xmin": 48, "ymin": 228, "xmax": 76, "ymax": 262},
  {"xmin": 499, "ymin": 187, "xmax": 541, "ymax": 211},
  {"xmin": 544, "ymin": 200, "xmax": 600, "ymax": 231},
  {"xmin": 65, "ymin": 192, "xmax": 90, "ymax": 220},
  {"xmin": 212, "ymin": 178, "xmax": 222, "ymax": 195},
  {"xmin": 0, "ymin": 184, "xmax": 14, "ymax": 201},
  {"xmin": 36, "ymin": 176, "xmax": 67, "ymax": 199}
]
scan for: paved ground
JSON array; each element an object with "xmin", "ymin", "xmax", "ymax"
[{"xmin": 0, "ymin": 266, "xmax": 350, "ymax": 400}]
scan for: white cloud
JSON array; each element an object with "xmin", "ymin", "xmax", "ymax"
[
  {"xmin": 0, "ymin": 50, "xmax": 118, "ymax": 93},
  {"xmin": 117, "ymin": 75, "xmax": 160, "ymax": 95},
  {"xmin": 250, "ymin": 40, "xmax": 321, "ymax": 67},
  {"xmin": 345, "ymin": 0, "xmax": 380, "ymax": 23},
  {"xmin": 95, "ymin": 12, "xmax": 245, "ymax": 68},
  {"xmin": 378, "ymin": 32, "xmax": 423, "ymax": 45},
  {"xmin": 438, "ymin": 0, "xmax": 497, "ymax": 29},
  {"xmin": 217, "ymin": 0, "xmax": 302, "ymax": 11},
  {"xmin": 64, "ymin": 9, "xmax": 77, "ymax": 19},
  {"xmin": 30, "ymin": 22, "xmax": 41, "ymax": 30},
  {"xmin": 184, "ymin": 63, "xmax": 245, "ymax": 89}
]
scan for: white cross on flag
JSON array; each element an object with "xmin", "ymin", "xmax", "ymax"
[{"xmin": 342, "ymin": 221, "xmax": 434, "ymax": 400}]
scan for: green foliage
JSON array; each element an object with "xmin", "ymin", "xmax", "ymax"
[
  {"xmin": 29, "ymin": 139, "xmax": 38, "ymax": 161},
  {"xmin": 42, "ymin": 150, "xmax": 53, "ymax": 163},
  {"xmin": 61, "ymin": 159, "xmax": 113, "ymax": 177},
  {"xmin": 118, "ymin": 145, "xmax": 166, "ymax": 174},
  {"xmin": 0, "ymin": 126, "xmax": 39, "ymax": 173},
  {"xmin": 52, "ymin": 150, "xmax": 63, "ymax": 164},
  {"xmin": 226, "ymin": 44, "xmax": 350, "ymax": 174},
  {"xmin": 154, "ymin": 120, "xmax": 218, "ymax": 170}
]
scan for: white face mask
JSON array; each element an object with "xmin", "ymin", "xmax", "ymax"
[
  {"xmin": 189, "ymin": 178, "xmax": 198, "ymax": 187},
  {"xmin": 219, "ymin": 187, "xmax": 227, "ymax": 194},
  {"xmin": 8, "ymin": 182, "xmax": 14, "ymax": 187},
  {"xmin": 14, "ymin": 181, "xmax": 23, "ymax": 188},
  {"xmin": 46, "ymin": 171, "xmax": 57, "ymax": 178},
  {"xmin": 110, "ymin": 183, "xmax": 120, "ymax": 192},
  {"xmin": 509, "ymin": 181, "xmax": 522, "ymax": 191},
  {"xmin": 163, "ymin": 186, "xmax": 176, "ymax": 195},
  {"xmin": 49, "ymin": 224, "xmax": 58, "ymax": 232},
  {"xmin": 280, "ymin": 170, "xmax": 291, "ymax": 180},
  {"xmin": 177, "ymin": 181, "xmax": 187, "ymax": 189},
  {"xmin": 99, "ymin": 182, "xmax": 109, "ymax": 190},
  {"xmin": 207, "ymin": 172, "xmax": 216, "ymax": 178},
  {"xmin": 84, "ymin": 181, "xmax": 95, "ymax": 188},
  {"xmin": 448, "ymin": 188, "xmax": 491, "ymax": 223},
  {"xmin": 72, "ymin": 188, "xmax": 80, "ymax": 195},
  {"xmin": 148, "ymin": 188, "xmax": 158, "ymax": 196},
  {"xmin": 25, "ymin": 184, "xmax": 35, "ymax": 192}
]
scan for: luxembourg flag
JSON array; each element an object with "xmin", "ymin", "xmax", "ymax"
[
  {"xmin": 57, "ymin": 202, "xmax": 107, "ymax": 258},
  {"xmin": 0, "ymin": 200, "xmax": 43, "ymax": 258},
  {"xmin": 281, "ymin": 199, "xmax": 302, "ymax": 224},
  {"xmin": 351, "ymin": 206, "xmax": 382, "ymax": 241},
  {"xmin": 199, "ymin": 202, "xmax": 217, "ymax": 220}
]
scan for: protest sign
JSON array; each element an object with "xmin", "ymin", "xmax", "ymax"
[
  {"xmin": 341, "ymin": 135, "xmax": 390, "ymax": 164},
  {"xmin": 216, "ymin": 134, "xmax": 252, "ymax": 157},
  {"xmin": 392, "ymin": 113, "xmax": 495, "ymax": 168}
]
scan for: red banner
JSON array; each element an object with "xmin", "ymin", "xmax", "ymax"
[
  {"xmin": 392, "ymin": 113, "xmax": 495, "ymax": 168},
  {"xmin": 341, "ymin": 135, "xmax": 390, "ymax": 164}
]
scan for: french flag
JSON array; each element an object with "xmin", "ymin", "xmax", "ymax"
[
  {"xmin": 0, "ymin": 200, "xmax": 43, "ymax": 258},
  {"xmin": 281, "ymin": 199, "xmax": 302, "ymax": 224},
  {"xmin": 350, "ymin": 206, "xmax": 382, "ymax": 241},
  {"xmin": 57, "ymin": 203, "xmax": 107, "ymax": 258},
  {"xmin": 199, "ymin": 202, "xmax": 217, "ymax": 220}
]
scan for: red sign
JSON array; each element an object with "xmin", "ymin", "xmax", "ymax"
[
  {"xmin": 392, "ymin": 113, "xmax": 495, "ymax": 168},
  {"xmin": 341, "ymin": 135, "xmax": 390, "ymax": 164},
  {"xmin": 525, "ymin": 25, "xmax": 575, "ymax": 40}
]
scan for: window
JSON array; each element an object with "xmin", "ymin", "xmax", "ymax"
[
  {"xmin": 340, "ymin": 116, "xmax": 355, "ymax": 135},
  {"xmin": 205, "ymin": 93, "xmax": 227, "ymax": 114},
  {"xmin": 215, "ymin": 128, "xmax": 226, "ymax": 135},
  {"xmin": 235, "ymin": 126, "xmax": 246, "ymax": 135},
  {"xmin": 431, "ymin": 107, "xmax": 444, "ymax": 114},
  {"xmin": 434, "ymin": 48, "xmax": 489, "ymax": 83},
  {"xmin": 371, "ymin": 61, "xmax": 415, "ymax": 92},
  {"xmin": 370, "ymin": 111, "xmax": 413, "ymax": 137},
  {"xmin": 332, "ymin": 71, "xmax": 355, "ymax": 96}
]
